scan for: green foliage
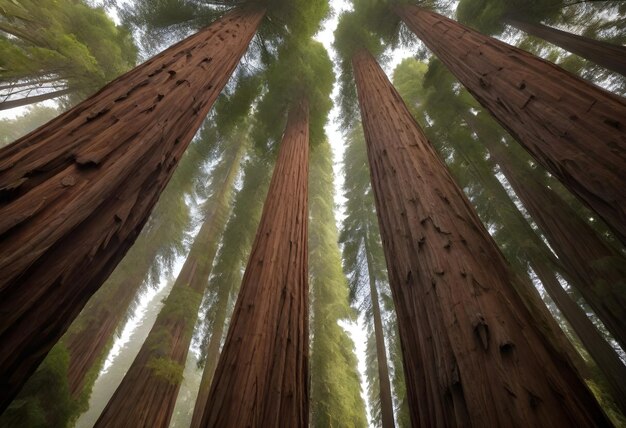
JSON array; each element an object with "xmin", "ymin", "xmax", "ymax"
[
  {"xmin": 0, "ymin": 0, "xmax": 137, "ymax": 101},
  {"xmin": 147, "ymin": 357, "xmax": 185, "ymax": 385},
  {"xmin": 309, "ymin": 140, "xmax": 368, "ymax": 428},
  {"xmin": 0, "ymin": 346, "xmax": 77, "ymax": 428},
  {"xmin": 254, "ymin": 39, "xmax": 333, "ymax": 151},
  {"xmin": 0, "ymin": 105, "xmax": 59, "ymax": 147}
]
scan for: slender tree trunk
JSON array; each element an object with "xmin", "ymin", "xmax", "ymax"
[
  {"xmin": 0, "ymin": 88, "xmax": 72, "ymax": 111},
  {"xmin": 471, "ymin": 114, "xmax": 626, "ymax": 350},
  {"xmin": 189, "ymin": 282, "xmax": 229, "ymax": 428},
  {"xmin": 531, "ymin": 257, "xmax": 626, "ymax": 415},
  {"xmin": 396, "ymin": 5, "xmax": 626, "ymax": 246},
  {"xmin": 94, "ymin": 137, "xmax": 245, "ymax": 428},
  {"xmin": 352, "ymin": 47, "xmax": 609, "ymax": 427},
  {"xmin": 63, "ymin": 266, "xmax": 150, "ymax": 397},
  {"xmin": 0, "ymin": 6, "xmax": 264, "ymax": 411},
  {"xmin": 200, "ymin": 100, "xmax": 310, "ymax": 428},
  {"xmin": 506, "ymin": 17, "xmax": 626, "ymax": 77},
  {"xmin": 364, "ymin": 239, "xmax": 396, "ymax": 428}
]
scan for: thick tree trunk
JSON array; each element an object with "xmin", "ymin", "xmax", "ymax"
[
  {"xmin": 94, "ymin": 137, "xmax": 245, "ymax": 428},
  {"xmin": 189, "ymin": 283, "xmax": 229, "ymax": 428},
  {"xmin": 364, "ymin": 239, "xmax": 396, "ymax": 428},
  {"xmin": 472, "ymin": 115, "xmax": 626, "ymax": 351},
  {"xmin": 0, "ymin": 6, "xmax": 263, "ymax": 411},
  {"xmin": 352, "ymin": 47, "xmax": 609, "ymax": 427},
  {"xmin": 531, "ymin": 257, "xmax": 626, "ymax": 415},
  {"xmin": 396, "ymin": 5, "xmax": 626, "ymax": 246},
  {"xmin": 506, "ymin": 17, "xmax": 626, "ymax": 77},
  {"xmin": 200, "ymin": 100, "xmax": 310, "ymax": 428},
  {"xmin": 0, "ymin": 88, "xmax": 73, "ymax": 111}
]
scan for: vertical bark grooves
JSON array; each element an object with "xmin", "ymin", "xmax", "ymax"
[
  {"xmin": 200, "ymin": 100, "xmax": 310, "ymax": 428},
  {"xmin": 364, "ymin": 239, "xmax": 396, "ymax": 428},
  {"xmin": 0, "ymin": 88, "xmax": 73, "ymax": 111},
  {"xmin": 506, "ymin": 17, "xmax": 626, "ymax": 77},
  {"xmin": 352, "ymin": 47, "xmax": 609, "ymax": 427},
  {"xmin": 531, "ymin": 257, "xmax": 626, "ymax": 415},
  {"xmin": 94, "ymin": 137, "xmax": 246, "ymax": 428},
  {"xmin": 0, "ymin": 6, "xmax": 264, "ymax": 411},
  {"xmin": 190, "ymin": 283, "xmax": 229, "ymax": 428},
  {"xmin": 472, "ymin": 118, "xmax": 626, "ymax": 351},
  {"xmin": 396, "ymin": 5, "xmax": 626, "ymax": 246}
]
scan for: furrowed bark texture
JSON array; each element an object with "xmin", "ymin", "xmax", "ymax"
[
  {"xmin": 200, "ymin": 100, "xmax": 310, "ymax": 428},
  {"xmin": 0, "ymin": 6, "xmax": 264, "ymax": 412},
  {"xmin": 531, "ymin": 258, "xmax": 626, "ymax": 415},
  {"xmin": 94, "ymin": 140, "xmax": 245, "ymax": 428},
  {"xmin": 397, "ymin": 5, "xmax": 626, "ymax": 246},
  {"xmin": 365, "ymin": 239, "xmax": 396, "ymax": 428},
  {"xmin": 352, "ymin": 48, "xmax": 610, "ymax": 427},
  {"xmin": 0, "ymin": 88, "xmax": 73, "ymax": 111},
  {"xmin": 475, "ymin": 123, "xmax": 626, "ymax": 351},
  {"xmin": 506, "ymin": 18, "xmax": 626, "ymax": 77}
]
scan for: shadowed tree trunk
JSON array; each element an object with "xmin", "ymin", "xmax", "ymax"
[
  {"xmin": 352, "ymin": 47, "xmax": 609, "ymax": 427},
  {"xmin": 395, "ymin": 5, "xmax": 626, "ymax": 246},
  {"xmin": 470, "ymin": 113, "xmax": 626, "ymax": 351},
  {"xmin": 530, "ymin": 257, "xmax": 626, "ymax": 415},
  {"xmin": 94, "ymin": 137, "xmax": 246, "ymax": 428},
  {"xmin": 190, "ymin": 282, "xmax": 229, "ymax": 428},
  {"xmin": 200, "ymin": 100, "xmax": 310, "ymax": 428},
  {"xmin": 0, "ymin": 88, "xmax": 73, "ymax": 111},
  {"xmin": 364, "ymin": 238, "xmax": 396, "ymax": 428},
  {"xmin": 506, "ymin": 17, "xmax": 626, "ymax": 77},
  {"xmin": 0, "ymin": 6, "xmax": 264, "ymax": 411}
]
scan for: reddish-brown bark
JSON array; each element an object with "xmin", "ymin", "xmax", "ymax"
[
  {"xmin": 364, "ymin": 239, "xmax": 395, "ymax": 428},
  {"xmin": 396, "ymin": 5, "xmax": 626, "ymax": 246},
  {"xmin": 473, "ymin": 118, "xmax": 626, "ymax": 351},
  {"xmin": 506, "ymin": 17, "xmax": 626, "ymax": 77},
  {"xmin": 0, "ymin": 6, "xmax": 264, "ymax": 412},
  {"xmin": 352, "ymin": 47, "xmax": 609, "ymax": 427},
  {"xmin": 200, "ymin": 100, "xmax": 310, "ymax": 428},
  {"xmin": 530, "ymin": 257, "xmax": 626, "ymax": 415},
  {"xmin": 94, "ymin": 139, "xmax": 245, "ymax": 428}
]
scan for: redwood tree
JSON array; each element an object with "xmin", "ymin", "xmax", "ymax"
[
  {"xmin": 342, "ymin": 27, "xmax": 609, "ymax": 423},
  {"xmin": 94, "ymin": 123, "xmax": 248, "ymax": 427},
  {"xmin": 0, "ymin": 6, "xmax": 264, "ymax": 411},
  {"xmin": 200, "ymin": 98, "xmax": 311, "ymax": 427},
  {"xmin": 394, "ymin": 5, "xmax": 626, "ymax": 246}
]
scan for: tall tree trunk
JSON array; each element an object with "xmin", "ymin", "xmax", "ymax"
[
  {"xmin": 0, "ymin": 88, "xmax": 73, "ymax": 111},
  {"xmin": 352, "ymin": 47, "xmax": 609, "ymax": 427},
  {"xmin": 530, "ymin": 257, "xmax": 626, "ymax": 415},
  {"xmin": 470, "ymin": 114, "xmax": 626, "ymax": 350},
  {"xmin": 506, "ymin": 17, "xmax": 626, "ymax": 77},
  {"xmin": 200, "ymin": 100, "xmax": 310, "ymax": 428},
  {"xmin": 94, "ymin": 137, "xmax": 245, "ymax": 428},
  {"xmin": 364, "ymin": 238, "xmax": 396, "ymax": 428},
  {"xmin": 0, "ymin": 6, "xmax": 264, "ymax": 411},
  {"xmin": 190, "ymin": 282, "xmax": 229, "ymax": 428},
  {"xmin": 449, "ymin": 130, "xmax": 591, "ymax": 376},
  {"xmin": 63, "ymin": 265, "xmax": 151, "ymax": 397},
  {"xmin": 396, "ymin": 5, "xmax": 626, "ymax": 246}
]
